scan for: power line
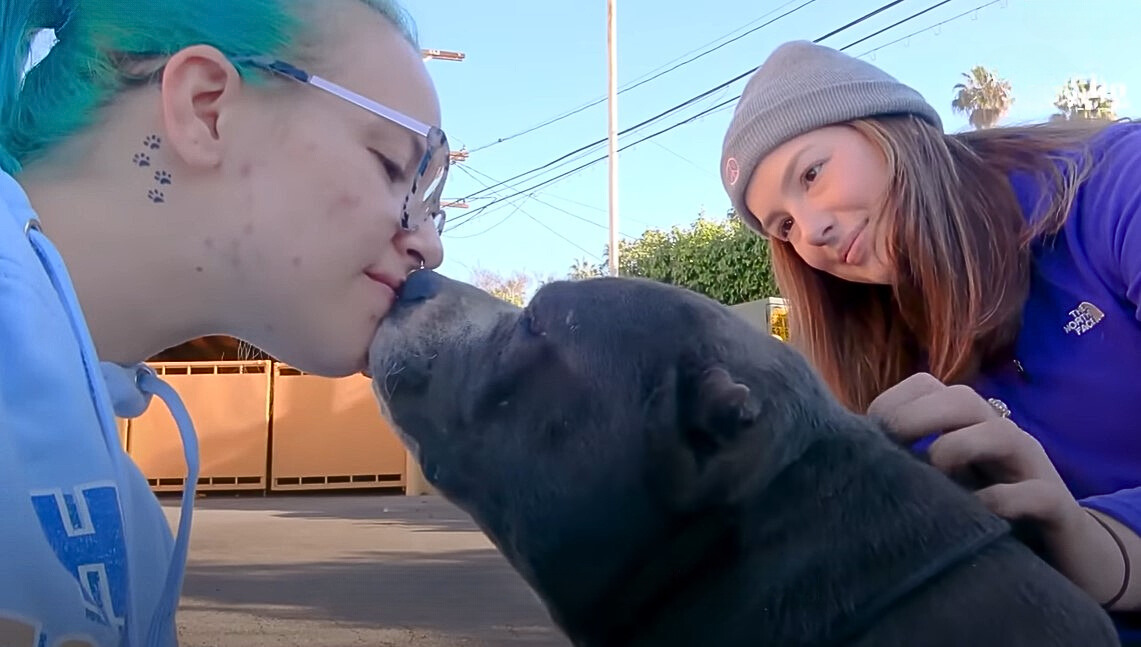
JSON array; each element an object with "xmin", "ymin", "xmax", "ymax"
[
  {"xmin": 445, "ymin": 197, "xmax": 528, "ymax": 239},
  {"xmin": 857, "ymin": 0, "xmax": 1003, "ymax": 57},
  {"xmin": 450, "ymin": 189, "xmax": 607, "ymax": 261},
  {"xmin": 457, "ymin": 0, "xmax": 1002, "ymax": 225},
  {"xmin": 456, "ymin": 96, "xmax": 739, "ymax": 223},
  {"xmin": 520, "ymin": 209, "xmax": 606, "ymax": 261},
  {"xmin": 467, "ymin": 0, "xmax": 819, "ymax": 154},
  {"xmin": 447, "ymin": 163, "xmax": 641, "ymax": 236},
  {"xmin": 461, "ymin": 0, "xmax": 909, "ymax": 202},
  {"xmin": 460, "ymin": 84, "xmax": 735, "ymax": 202},
  {"xmin": 457, "ymin": 85, "xmax": 733, "ymax": 217},
  {"xmin": 604, "ymin": 0, "xmax": 818, "ymax": 101},
  {"xmin": 460, "ymin": 164, "xmax": 648, "ymax": 232},
  {"xmin": 460, "ymin": 0, "xmax": 911, "ymax": 206},
  {"xmin": 462, "ymin": 164, "xmax": 608, "ymax": 214},
  {"xmin": 651, "ymin": 140, "xmax": 717, "ymax": 178},
  {"xmin": 836, "ymin": 0, "xmax": 952, "ymax": 52}
]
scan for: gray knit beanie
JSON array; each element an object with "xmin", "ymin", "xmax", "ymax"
[{"xmin": 721, "ymin": 40, "xmax": 943, "ymax": 229}]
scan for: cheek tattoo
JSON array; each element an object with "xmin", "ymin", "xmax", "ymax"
[{"xmin": 134, "ymin": 135, "xmax": 172, "ymax": 204}]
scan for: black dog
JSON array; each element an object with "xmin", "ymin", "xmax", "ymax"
[{"xmin": 368, "ymin": 270, "xmax": 1120, "ymax": 647}]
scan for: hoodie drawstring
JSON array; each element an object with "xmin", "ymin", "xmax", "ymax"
[{"xmin": 25, "ymin": 218, "xmax": 199, "ymax": 647}]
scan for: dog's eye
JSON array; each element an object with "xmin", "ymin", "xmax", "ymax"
[{"xmin": 519, "ymin": 309, "xmax": 545, "ymax": 337}]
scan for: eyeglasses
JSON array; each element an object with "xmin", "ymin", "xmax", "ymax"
[{"xmin": 234, "ymin": 56, "xmax": 449, "ymax": 236}]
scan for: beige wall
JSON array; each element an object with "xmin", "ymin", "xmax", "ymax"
[{"xmin": 120, "ymin": 361, "xmax": 413, "ymax": 495}]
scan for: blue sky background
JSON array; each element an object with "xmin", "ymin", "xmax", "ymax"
[
  {"xmin": 28, "ymin": 2, "xmax": 1132, "ymax": 288},
  {"xmin": 410, "ymin": 0, "xmax": 1138, "ymax": 288}
]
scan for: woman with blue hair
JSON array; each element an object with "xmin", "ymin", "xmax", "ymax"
[{"xmin": 0, "ymin": 1, "xmax": 448, "ymax": 644}]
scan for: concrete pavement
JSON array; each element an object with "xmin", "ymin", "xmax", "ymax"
[{"xmin": 165, "ymin": 494, "xmax": 568, "ymax": 646}]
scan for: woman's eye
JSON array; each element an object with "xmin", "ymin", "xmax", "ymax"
[
  {"xmin": 777, "ymin": 217, "xmax": 794, "ymax": 239},
  {"xmin": 803, "ymin": 162, "xmax": 822, "ymax": 185},
  {"xmin": 372, "ymin": 151, "xmax": 406, "ymax": 183}
]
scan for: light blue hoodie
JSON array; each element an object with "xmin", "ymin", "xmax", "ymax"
[{"xmin": 0, "ymin": 170, "xmax": 199, "ymax": 647}]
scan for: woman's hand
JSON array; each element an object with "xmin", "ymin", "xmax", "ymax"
[
  {"xmin": 867, "ymin": 372, "xmax": 1080, "ymax": 528},
  {"xmin": 867, "ymin": 372, "xmax": 1134, "ymax": 609}
]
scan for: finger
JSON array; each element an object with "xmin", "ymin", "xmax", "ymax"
[
  {"xmin": 877, "ymin": 384, "xmax": 1001, "ymax": 443},
  {"xmin": 975, "ymin": 480, "xmax": 1071, "ymax": 527},
  {"xmin": 928, "ymin": 419, "xmax": 1039, "ymax": 484},
  {"xmin": 867, "ymin": 372, "xmax": 945, "ymax": 420}
]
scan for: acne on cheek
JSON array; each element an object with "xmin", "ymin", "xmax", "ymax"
[{"xmin": 330, "ymin": 192, "xmax": 363, "ymax": 214}]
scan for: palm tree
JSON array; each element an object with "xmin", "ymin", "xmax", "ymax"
[
  {"xmin": 951, "ymin": 66, "xmax": 1015, "ymax": 130},
  {"xmin": 1052, "ymin": 76, "xmax": 1118, "ymax": 121}
]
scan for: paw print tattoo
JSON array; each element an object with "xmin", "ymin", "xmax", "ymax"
[
  {"xmin": 147, "ymin": 189, "xmax": 166, "ymax": 204},
  {"xmin": 132, "ymin": 153, "xmax": 151, "ymax": 167},
  {"xmin": 154, "ymin": 170, "xmax": 172, "ymax": 185},
  {"xmin": 144, "ymin": 135, "xmax": 162, "ymax": 150}
]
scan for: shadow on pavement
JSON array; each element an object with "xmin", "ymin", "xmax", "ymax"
[
  {"xmin": 182, "ymin": 547, "xmax": 566, "ymax": 644},
  {"xmin": 172, "ymin": 492, "xmax": 478, "ymax": 532}
]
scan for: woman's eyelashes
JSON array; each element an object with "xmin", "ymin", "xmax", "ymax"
[
  {"xmin": 802, "ymin": 160, "xmax": 824, "ymax": 187},
  {"xmin": 372, "ymin": 150, "xmax": 408, "ymax": 183}
]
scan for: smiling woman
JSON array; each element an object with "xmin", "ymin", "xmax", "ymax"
[
  {"xmin": 744, "ymin": 123, "xmax": 895, "ymax": 285},
  {"xmin": 0, "ymin": 0, "xmax": 448, "ymax": 644},
  {"xmin": 719, "ymin": 39, "xmax": 1141, "ymax": 639}
]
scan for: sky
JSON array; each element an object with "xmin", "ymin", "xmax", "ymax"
[
  {"xmin": 24, "ymin": 1, "xmax": 1134, "ymax": 289},
  {"xmin": 410, "ymin": 0, "xmax": 1141, "ymax": 288}
]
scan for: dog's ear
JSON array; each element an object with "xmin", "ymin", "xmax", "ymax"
[
  {"xmin": 648, "ymin": 363, "xmax": 764, "ymax": 510},
  {"xmin": 684, "ymin": 365, "xmax": 760, "ymax": 456}
]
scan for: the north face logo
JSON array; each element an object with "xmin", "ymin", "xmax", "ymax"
[{"xmin": 1063, "ymin": 301, "xmax": 1105, "ymax": 336}]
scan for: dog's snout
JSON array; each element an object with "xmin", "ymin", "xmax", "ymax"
[{"xmin": 399, "ymin": 269, "xmax": 442, "ymax": 303}]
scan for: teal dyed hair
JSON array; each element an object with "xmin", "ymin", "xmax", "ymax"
[{"xmin": 0, "ymin": 0, "xmax": 418, "ymax": 175}]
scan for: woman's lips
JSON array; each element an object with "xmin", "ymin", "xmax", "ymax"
[
  {"xmin": 365, "ymin": 271, "xmax": 401, "ymax": 297},
  {"xmin": 843, "ymin": 222, "xmax": 867, "ymax": 265}
]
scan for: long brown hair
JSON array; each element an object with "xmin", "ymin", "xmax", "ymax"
[{"xmin": 770, "ymin": 115, "xmax": 1118, "ymax": 412}]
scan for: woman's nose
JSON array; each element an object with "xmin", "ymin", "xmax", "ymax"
[
  {"xmin": 402, "ymin": 225, "xmax": 444, "ymax": 271},
  {"xmin": 798, "ymin": 208, "xmax": 837, "ymax": 247}
]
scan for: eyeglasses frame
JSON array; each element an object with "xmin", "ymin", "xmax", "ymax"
[{"xmin": 232, "ymin": 55, "xmax": 449, "ymax": 236}]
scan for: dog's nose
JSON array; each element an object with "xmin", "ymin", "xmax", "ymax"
[{"xmin": 399, "ymin": 269, "xmax": 441, "ymax": 303}]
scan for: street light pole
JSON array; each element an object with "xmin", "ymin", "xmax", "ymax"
[{"xmin": 606, "ymin": 0, "xmax": 620, "ymax": 276}]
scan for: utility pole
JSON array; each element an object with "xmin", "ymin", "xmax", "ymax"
[{"xmin": 606, "ymin": 0, "xmax": 620, "ymax": 276}]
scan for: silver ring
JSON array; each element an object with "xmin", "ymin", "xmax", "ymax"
[
  {"xmin": 24, "ymin": 217, "xmax": 42, "ymax": 235},
  {"xmin": 987, "ymin": 397, "xmax": 1011, "ymax": 419}
]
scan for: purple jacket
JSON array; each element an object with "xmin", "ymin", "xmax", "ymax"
[{"xmin": 971, "ymin": 120, "xmax": 1141, "ymax": 634}]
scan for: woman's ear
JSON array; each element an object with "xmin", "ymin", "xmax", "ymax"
[{"xmin": 158, "ymin": 45, "xmax": 246, "ymax": 169}]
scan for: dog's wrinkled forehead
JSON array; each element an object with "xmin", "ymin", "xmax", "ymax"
[{"xmin": 531, "ymin": 277, "xmax": 737, "ymax": 351}]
